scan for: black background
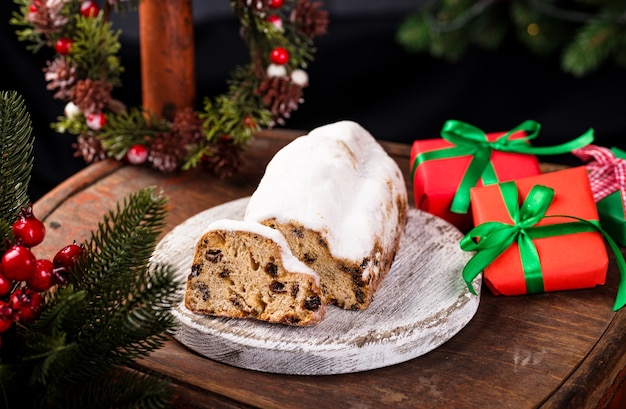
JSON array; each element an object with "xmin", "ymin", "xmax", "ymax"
[{"xmin": 1, "ymin": 1, "xmax": 625, "ymax": 201}]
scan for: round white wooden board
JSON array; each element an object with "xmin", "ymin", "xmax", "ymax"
[{"xmin": 153, "ymin": 197, "xmax": 481, "ymax": 375}]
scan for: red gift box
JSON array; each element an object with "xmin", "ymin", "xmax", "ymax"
[
  {"xmin": 411, "ymin": 132, "xmax": 541, "ymax": 232},
  {"xmin": 468, "ymin": 166, "xmax": 608, "ymax": 296}
]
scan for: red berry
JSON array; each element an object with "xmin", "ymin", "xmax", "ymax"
[
  {"xmin": 80, "ymin": 0, "xmax": 100, "ymax": 17},
  {"xmin": 27, "ymin": 259, "xmax": 54, "ymax": 292},
  {"xmin": 0, "ymin": 272, "xmax": 11, "ymax": 296},
  {"xmin": 54, "ymin": 37, "xmax": 73, "ymax": 55},
  {"xmin": 270, "ymin": 47, "xmax": 289, "ymax": 65},
  {"xmin": 12, "ymin": 206, "xmax": 46, "ymax": 247},
  {"xmin": 2, "ymin": 245, "xmax": 37, "ymax": 281},
  {"xmin": 243, "ymin": 116, "xmax": 256, "ymax": 128},
  {"xmin": 9, "ymin": 288, "xmax": 41, "ymax": 323},
  {"xmin": 0, "ymin": 301, "xmax": 14, "ymax": 320},
  {"xmin": 86, "ymin": 112, "xmax": 106, "ymax": 130},
  {"xmin": 0, "ymin": 317, "xmax": 12, "ymax": 334},
  {"xmin": 29, "ymin": 0, "xmax": 41, "ymax": 12},
  {"xmin": 266, "ymin": 15, "xmax": 283, "ymax": 29},
  {"xmin": 126, "ymin": 144, "xmax": 148, "ymax": 165},
  {"xmin": 269, "ymin": 0, "xmax": 284, "ymax": 8},
  {"xmin": 53, "ymin": 243, "xmax": 85, "ymax": 270}
]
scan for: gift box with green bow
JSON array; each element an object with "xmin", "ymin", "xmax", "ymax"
[
  {"xmin": 410, "ymin": 120, "xmax": 594, "ymax": 232},
  {"xmin": 572, "ymin": 145, "xmax": 626, "ymax": 246},
  {"xmin": 461, "ymin": 166, "xmax": 626, "ymax": 311}
]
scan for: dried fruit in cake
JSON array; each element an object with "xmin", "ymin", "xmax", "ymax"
[
  {"xmin": 245, "ymin": 120, "xmax": 408, "ymax": 310},
  {"xmin": 185, "ymin": 220, "xmax": 325, "ymax": 326}
]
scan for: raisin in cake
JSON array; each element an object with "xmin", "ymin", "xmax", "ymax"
[
  {"xmin": 185, "ymin": 219, "xmax": 325, "ymax": 326},
  {"xmin": 245, "ymin": 120, "xmax": 408, "ymax": 310}
]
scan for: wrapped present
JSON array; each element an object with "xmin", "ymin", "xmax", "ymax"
[
  {"xmin": 461, "ymin": 166, "xmax": 626, "ymax": 311},
  {"xmin": 572, "ymin": 145, "xmax": 626, "ymax": 246},
  {"xmin": 410, "ymin": 120, "xmax": 594, "ymax": 232}
]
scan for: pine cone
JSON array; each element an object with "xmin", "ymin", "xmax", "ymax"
[
  {"xmin": 170, "ymin": 107, "xmax": 204, "ymax": 148},
  {"xmin": 291, "ymin": 0, "xmax": 329, "ymax": 38},
  {"xmin": 73, "ymin": 134, "xmax": 107, "ymax": 164},
  {"xmin": 70, "ymin": 79, "xmax": 114, "ymax": 116},
  {"xmin": 26, "ymin": 0, "xmax": 69, "ymax": 35},
  {"xmin": 203, "ymin": 138, "xmax": 243, "ymax": 179},
  {"xmin": 43, "ymin": 57, "xmax": 77, "ymax": 100},
  {"xmin": 148, "ymin": 133, "xmax": 186, "ymax": 173},
  {"xmin": 254, "ymin": 76, "xmax": 303, "ymax": 126}
]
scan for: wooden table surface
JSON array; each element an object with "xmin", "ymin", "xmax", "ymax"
[{"xmin": 34, "ymin": 130, "xmax": 626, "ymax": 409}]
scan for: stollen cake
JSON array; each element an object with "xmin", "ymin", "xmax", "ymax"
[
  {"xmin": 185, "ymin": 219, "xmax": 326, "ymax": 326},
  {"xmin": 245, "ymin": 120, "xmax": 408, "ymax": 310}
]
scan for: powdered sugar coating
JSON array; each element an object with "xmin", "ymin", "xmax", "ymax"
[
  {"xmin": 244, "ymin": 120, "xmax": 408, "ymax": 264},
  {"xmin": 205, "ymin": 219, "xmax": 320, "ymax": 284}
]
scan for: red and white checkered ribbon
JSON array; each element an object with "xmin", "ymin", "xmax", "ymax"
[{"xmin": 572, "ymin": 145, "xmax": 626, "ymax": 204}]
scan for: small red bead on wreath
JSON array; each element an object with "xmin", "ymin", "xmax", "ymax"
[{"xmin": 11, "ymin": 0, "xmax": 329, "ymax": 177}]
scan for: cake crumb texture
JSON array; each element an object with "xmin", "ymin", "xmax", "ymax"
[{"xmin": 185, "ymin": 222, "xmax": 326, "ymax": 326}]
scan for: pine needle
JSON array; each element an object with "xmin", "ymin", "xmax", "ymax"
[
  {"xmin": 0, "ymin": 91, "xmax": 33, "ymax": 229},
  {"xmin": 9, "ymin": 186, "xmax": 181, "ymax": 408}
]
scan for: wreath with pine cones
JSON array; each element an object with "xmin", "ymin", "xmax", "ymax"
[{"xmin": 10, "ymin": 0, "xmax": 328, "ymax": 177}]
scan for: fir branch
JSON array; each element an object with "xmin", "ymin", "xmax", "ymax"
[
  {"xmin": 200, "ymin": 65, "xmax": 272, "ymax": 145},
  {"xmin": 397, "ymin": 0, "xmax": 626, "ymax": 76},
  {"xmin": 240, "ymin": 1, "xmax": 317, "ymax": 72},
  {"xmin": 396, "ymin": 12, "xmax": 435, "ymax": 54},
  {"xmin": 29, "ymin": 286, "xmax": 87, "ymax": 339},
  {"xmin": 66, "ymin": 188, "xmax": 179, "ymax": 378},
  {"xmin": 562, "ymin": 22, "xmax": 621, "ymax": 76},
  {"xmin": 9, "ymin": 1, "xmax": 47, "ymax": 52},
  {"xmin": 68, "ymin": 14, "xmax": 123, "ymax": 85},
  {"xmin": 52, "ymin": 113, "xmax": 90, "ymax": 135},
  {"xmin": 511, "ymin": 2, "xmax": 574, "ymax": 55},
  {"xmin": 0, "ymin": 220, "xmax": 12, "ymax": 254},
  {"xmin": 0, "ymin": 91, "xmax": 33, "ymax": 232},
  {"xmin": 97, "ymin": 108, "xmax": 170, "ymax": 159},
  {"xmin": 425, "ymin": 0, "xmax": 496, "ymax": 34},
  {"xmin": 181, "ymin": 145, "xmax": 211, "ymax": 171},
  {"xmin": 11, "ymin": 187, "xmax": 179, "ymax": 408},
  {"xmin": 0, "ymin": 364, "xmax": 16, "ymax": 408},
  {"xmin": 75, "ymin": 185, "xmax": 170, "ymax": 297}
]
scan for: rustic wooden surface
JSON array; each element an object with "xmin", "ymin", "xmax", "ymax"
[
  {"xmin": 33, "ymin": 129, "xmax": 626, "ymax": 408},
  {"xmin": 154, "ymin": 198, "xmax": 479, "ymax": 375}
]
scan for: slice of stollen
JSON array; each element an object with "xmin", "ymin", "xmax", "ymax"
[{"xmin": 185, "ymin": 219, "xmax": 326, "ymax": 326}]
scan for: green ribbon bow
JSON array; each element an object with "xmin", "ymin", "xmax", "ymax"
[
  {"xmin": 460, "ymin": 181, "xmax": 626, "ymax": 311},
  {"xmin": 411, "ymin": 120, "xmax": 594, "ymax": 214}
]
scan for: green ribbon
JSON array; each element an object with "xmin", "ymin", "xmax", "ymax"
[
  {"xmin": 411, "ymin": 120, "xmax": 594, "ymax": 214},
  {"xmin": 460, "ymin": 181, "xmax": 626, "ymax": 311}
]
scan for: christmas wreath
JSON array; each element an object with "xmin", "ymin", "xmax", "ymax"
[
  {"xmin": 0, "ymin": 91, "xmax": 180, "ymax": 408},
  {"xmin": 10, "ymin": 0, "xmax": 328, "ymax": 176}
]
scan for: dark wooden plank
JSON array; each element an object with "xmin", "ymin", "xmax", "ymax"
[{"xmin": 32, "ymin": 131, "xmax": 626, "ymax": 408}]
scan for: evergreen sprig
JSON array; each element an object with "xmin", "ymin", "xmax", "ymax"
[
  {"xmin": 10, "ymin": 0, "xmax": 50, "ymax": 52},
  {"xmin": 0, "ymin": 91, "xmax": 33, "ymax": 245},
  {"xmin": 69, "ymin": 13, "xmax": 123, "ymax": 85},
  {"xmin": 562, "ymin": 21, "xmax": 620, "ymax": 76},
  {"xmin": 246, "ymin": 0, "xmax": 317, "ymax": 70},
  {"xmin": 200, "ymin": 65, "xmax": 273, "ymax": 144},
  {"xmin": 397, "ymin": 0, "xmax": 626, "ymax": 76},
  {"xmin": 2, "ymin": 187, "xmax": 181, "ymax": 409},
  {"xmin": 96, "ymin": 108, "xmax": 170, "ymax": 160}
]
